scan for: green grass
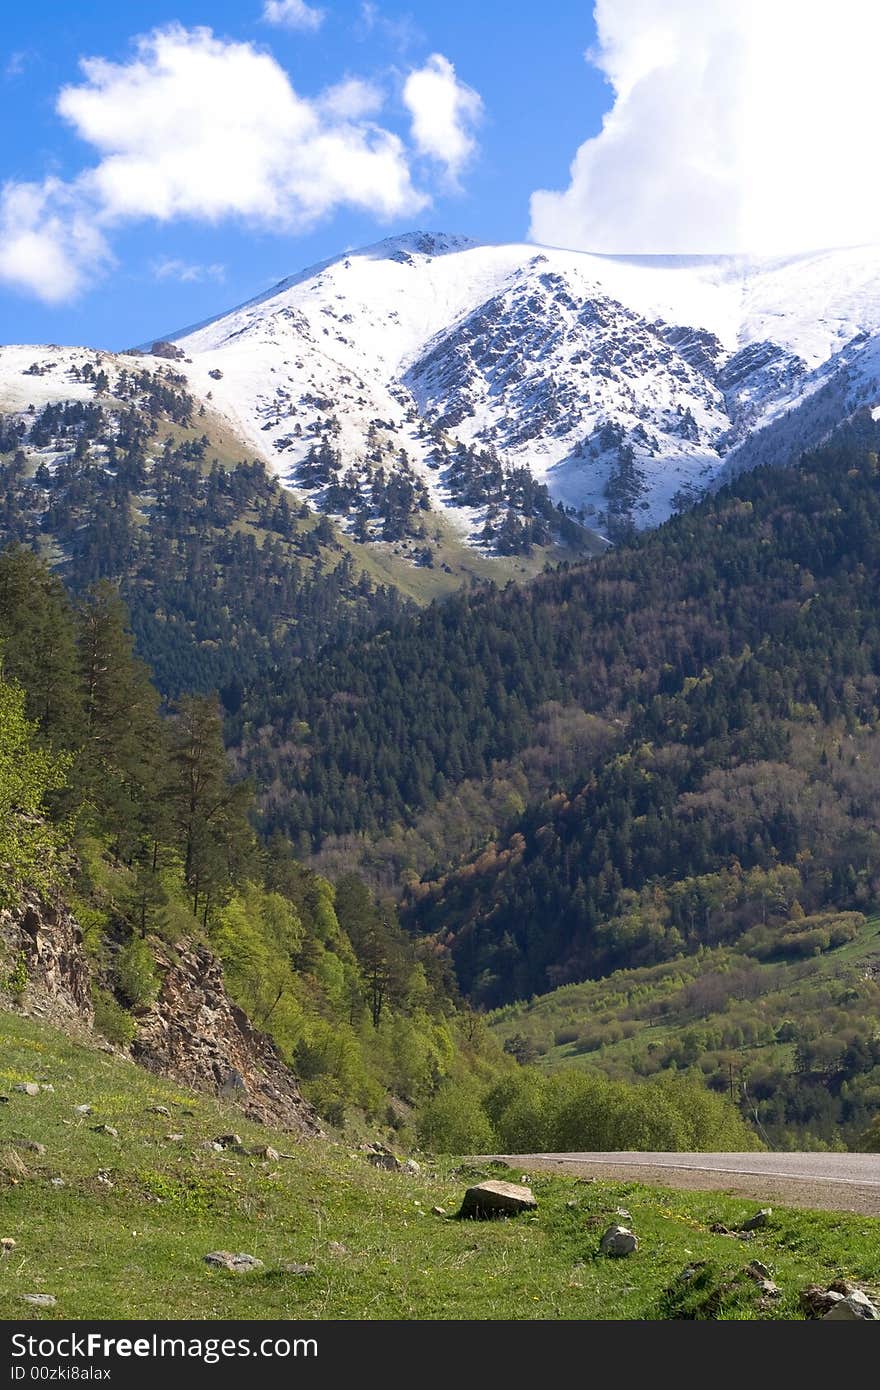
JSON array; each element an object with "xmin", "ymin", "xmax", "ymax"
[
  {"xmin": 1, "ymin": 1011, "xmax": 877, "ymax": 1320},
  {"xmin": 489, "ymin": 916, "xmax": 880, "ymax": 1095},
  {"xmin": 335, "ymin": 510, "xmax": 605, "ymax": 606}
]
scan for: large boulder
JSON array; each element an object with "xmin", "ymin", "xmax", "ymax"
[
  {"xmin": 739, "ymin": 1208, "xmax": 772, "ymax": 1232},
  {"xmin": 203, "ymin": 1252, "xmax": 263, "ymax": 1273},
  {"xmin": 458, "ymin": 1180, "xmax": 537, "ymax": 1219}
]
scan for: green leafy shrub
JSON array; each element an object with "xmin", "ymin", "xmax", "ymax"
[
  {"xmin": 114, "ymin": 937, "xmax": 159, "ymax": 1008},
  {"xmin": 553, "ymin": 1025, "xmax": 580, "ymax": 1046},
  {"xmin": 857, "ymin": 1116, "xmax": 880, "ymax": 1152},
  {"xmin": 417, "ymin": 1082, "xmax": 496, "ymax": 1153},
  {"xmin": 740, "ymin": 912, "xmax": 863, "ymax": 961},
  {"xmin": 1, "ymin": 950, "xmax": 28, "ymax": 998},
  {"xmin": 91, "ymin": 985, "xmax": 137, "ymax": 1046},
  {"xmin": 0, "ymin": 675, "xmax": 69, "ymax": 906}
]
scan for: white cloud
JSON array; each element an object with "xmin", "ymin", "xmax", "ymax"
[
  {"xmin": 0, "ymin": 26, "xmax": 484, "ymax": 304},
  {"xmin": 0, "ymin": 177, "xmax": 112, "ymax": 303},
  {"xmin": 317, "ymin": 77, "xmax": 384, "ymax": 121},
  {"xmin": 403, "ymin": 53, "xmax": 481, "ymax": 184},
  {"xmin": 152, "ymin": 258, "xmax": 226, "ymax": 284},
  {"xmin": 56, "ymin": 26, "xmax": 425, "ymax": 229},
  {"xmin": 530, "ymin": 0, "xmax": 880, "ymax": 255},
  {"xmin": 263, "ymin": 0, "xmax": 325, "ymax": 33}
]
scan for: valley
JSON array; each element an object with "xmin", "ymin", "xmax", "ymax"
[
  {"xmin": 5, "ymin": 0, "xmax": 880, "ymax": 1330},
  {"xmin": 2, "ymin": 231, "xmax": 880, "ymax": 1229},
  {"xmin": 490, "ymin": 913, "xmax": 880, "ymax": 1151}
]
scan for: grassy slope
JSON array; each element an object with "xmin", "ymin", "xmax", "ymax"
[
  {"xmin": 1, "ymin": 1012, "xmax": 877, "ymax": 1321},
  {"xmin": 187, "ymin": 409, "xmax": 607, "ymax": 603},
  {"xmin": 151, "ymin": 389, "xmax": 609, "ymax": 602},
  {"xmin": 33, "ymin": 391, "xmax": 605, "ymax": 606},
  {"xmin": 489, "ymin": 916, "xmax": 880, "ymax": 1079}
]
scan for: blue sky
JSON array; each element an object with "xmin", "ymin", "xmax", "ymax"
[
  {"xmin": 0, "ymin": 1, "xmax": 609, "ymax": 348},
  {"xmin": 4, "ymin": 2, "xmax": 879, "ymax": 350}
]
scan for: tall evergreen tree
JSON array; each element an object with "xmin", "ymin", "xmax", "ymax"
[
  {"xmin": 0, "ymin": 546, "xmax": 82, "ymax": 746},
  {"xmin": 75, "ymin": 581, "xmax": 163, "ymax": 856},
  {"xmin": 169, "ymin": 694, "xmax": 254, "ymax": 921}
]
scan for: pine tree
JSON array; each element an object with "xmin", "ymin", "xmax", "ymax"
[
  {"xmin": 75, "ymin": 581, "xmax": 162, "ymax": 855},
  {"xmin": 0, "ymin": 546, "xmax": 82, "ymax": 746},
  {"xmin": 168, "ymin": 694, "xmax": 254, "ymax": 921}
]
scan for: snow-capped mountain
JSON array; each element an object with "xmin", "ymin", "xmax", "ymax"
[
  {"xmin": 5, "ymin": 232, "xmax": 880, "ymax": 553},
  {"xmin": 156, "ymin": 233, "xmax": 880, "ymax": 540}
]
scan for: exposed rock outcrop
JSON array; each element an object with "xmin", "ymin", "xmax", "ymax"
[
  {"xmin": 132, "ymin": 941, "xmax": 323, "ymax": 1136},
  {"xmin": 2, "ymin": 894, "xmax": 321, "ymax": 1137},
  {"xmin": 801, "ymin": 1281, "xmax": 880, "ymax": 1320},
  {"xmin": 0, "ymin": 894, "xmax": 93, "ymax": 1028}
]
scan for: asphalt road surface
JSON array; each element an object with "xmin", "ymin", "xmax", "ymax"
[{"xmin": 488, "ymin": 1151, "xmax": 880, "ymax": 1216}]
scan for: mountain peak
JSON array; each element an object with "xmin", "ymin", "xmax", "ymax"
[
  {"xmin": 362, "ymin": 231, "xmax": 482, "ymax": 260},
  {"xmin": 127, "ymin": 236, "xmax": 880, "ymax": 552}
]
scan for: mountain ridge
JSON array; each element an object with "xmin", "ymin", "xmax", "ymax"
[
  {"xmin": 6, "ymin": 232, "xmax": 880, "ymax": 557},
  {"xmin": 141, "ymin": 232, "xmax": 880, "ymax": 541}
]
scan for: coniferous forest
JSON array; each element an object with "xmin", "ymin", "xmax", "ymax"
[{"xmin": 2, "ymin": 368, "xmax": 880, "ymax": 1151}]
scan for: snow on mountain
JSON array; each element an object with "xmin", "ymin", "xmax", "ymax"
[
  {"xmin": 0, "ymin": 345, "xmax": 114, "ymax": 413},
  {"xmin": 156, "ymin": 234, "xmax": 880, "ymax": 542},
  {"xmin": 6, "ymin": 234, "xmax": 880, "ymax": 552}
]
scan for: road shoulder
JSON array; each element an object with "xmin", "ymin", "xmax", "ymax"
[{"xmin": 490, "ymin": 1156, "xmax": 880, "ymax": 1217}]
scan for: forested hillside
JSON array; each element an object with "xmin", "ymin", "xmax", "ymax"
[
  {"xmin": 488, "ymin": 924, "xmax": 880, "ymax": 1151},
  {"xmin": 0, "ymin": 358, "xmax": 409, "ymax": 699},
  {"xmin": 0, "ymin": 546, "xmax": 757, "ymax": 1152},
  {"xmin": 237, "ymin": 414, "xmax": 880, "ymax": 1037},
  {"xmin": 404, "ymin": 418, "xmax": 880, "ymax": 1006},
  {"xmin": 4, "ymin": 377, "xmax": 880, "ymax": 1151},
  {"xmin": 253, "ymin": 413, "xmax": 880, "ymax": 854},
  {"xmin": 0, "ymin": 547, "xmax": 507, "ymax": 1125}
]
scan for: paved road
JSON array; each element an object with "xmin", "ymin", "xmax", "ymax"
[{"xmin": 487, "ymin": 1151, "xmax": 880, "ymax": 1216}]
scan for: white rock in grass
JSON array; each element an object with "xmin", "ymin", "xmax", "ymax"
[
  {"xmin": 599, "ymin": 1224, "xmax": 639, "ymax": 1257},
  {"xmin": 204, "ymin": 1251, "xmax": 263, "ymax": 1272}
]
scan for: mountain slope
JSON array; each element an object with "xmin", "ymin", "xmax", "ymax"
[
  {"xmin": 0, "ymin": 352, "xmax": 417, "ymax": 698},
  {"xmin": 240, "ymin": 410, "xmax": 880, "ymax": 852},
  {"xmin": 488, "ymin": 914, "xmax": 880, "ymax": 1149},
  {"xmin": 396, "ymin": 419, "xmax": 880, "ymax": 1010},
  {"xmin": 6, "ymin": 235, "xmax": 880, "ymax": 560},
  {"xmin": 154, "ymin": 235, "xmax": 880, "ymax": 540}
]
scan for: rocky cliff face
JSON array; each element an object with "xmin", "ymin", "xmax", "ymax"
[
  {"xmin": 132, "ymin": 941, "xmax": 323, "ymax": 1136},
  {"xmin": 0, "ymin": 894, "xmax": 93, "ymax": 1030},
  {"xmin": 1, "ymin": 895, "xmax": 321, "ymax": 1136}
]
